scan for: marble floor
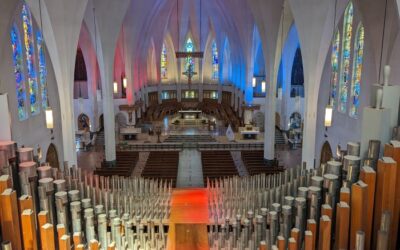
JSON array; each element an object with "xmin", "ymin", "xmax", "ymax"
[{"xmin": 176, "ymin": 149, "xmax": 204, "ymax": 188}]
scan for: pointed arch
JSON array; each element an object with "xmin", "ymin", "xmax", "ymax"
[
  {"xmin": 147, "ymin": 39, "xmax": 157, "ymax": 84},
  {"xmin": 330, "ymin": 30, "xmax": 341, "ymax": 108},
  {"xmin": 22, "ymin": 2, "xmax": 40, "ymax": 115},
  {"xmin": 211, "ymin": 40, "xmax": 219, "ymax": 80},
  {"xmin": 349, "ymin": 23, "xmax": 364, "ymax": 118},
  {"xmin": 180, "ymin": 31, "xmax": 199, "ymax": 83},
  {"xmin": 37, "ymin": 30, "xmax": 48, "ymax": 109},
  {"xmin": 162, "ymin": 32, "xmax": 178, "ymax": 83},
  {"xmin": 185, "ymin": 37, "xmax": 195, "ymax": 71},
  {"xmin": 10, "ymin": 23, "xmax": 28, "ymax": 121},
  {"xmin": 291, "ymin": 47, "xmax": 304, "ymax": 90},
  {"xmin": 252, "ymin": 25, "xmax": 265, "ymax": 77},
  {"xmin": 161, "ymin": 42, "xmax": 168, "ymax": 79},
  {"xmin": 202, "ymin": 21, "xmax": 218, "ymax": 83},
  {"xmin": 320, "ymin": 141, "xmax": 333, "ymax": 164},
  {"xmin": 46, "ymin": 143, "xmax": 60, "ymax": 169},
  {"xmin": 338, "ymin": 2, "xmax": 354, "ymax": 113},
  {"xmin": 222, "ymin": 37, "xmax": 232, "ymax": 83}
]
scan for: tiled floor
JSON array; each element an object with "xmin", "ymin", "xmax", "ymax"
[{"xmin": 176, "ymin": 149, "xmax": 204, "ymax": 188}]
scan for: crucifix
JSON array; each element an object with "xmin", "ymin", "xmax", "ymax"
[
  {"xmin": 176, "ymin": 51, "xmax": 203, "ymax": 84},
  {"xmin": 182, "ymin": 64, "xmax": 197, "ymax": 85}
]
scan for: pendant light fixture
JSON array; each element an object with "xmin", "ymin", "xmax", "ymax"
[
  {"xmin": 324, "ymin": 0, "xmax": 338, "ymax": 128},
  {"xmin": 39, "ymin": 0, "xmax": 53, "ymax": 132},
  {"xmin": 378, "ymin": 0, "xmax": 389, "ymax": 84},
  {"xmin": 121, "ymin": 25, "xmax": 127, "ymax": 92},
  {"xmin": 94, "ymin": 7, "xmax": 102, "ymax": 100}
]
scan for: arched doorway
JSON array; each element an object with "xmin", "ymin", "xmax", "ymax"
[
  {"xmin": 46, "ymin": 143, "xmax": 60, "ymax": 169},
  {"xmin": 320, "ymin": 141, "xmax": 333, "ymax": 164},
  {"xmin": 78, "ymin": 113, "xmax": 90, "ymax": 130}
]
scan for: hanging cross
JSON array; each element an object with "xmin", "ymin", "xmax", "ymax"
[
  {"xmin": 182, "ymin": 64, "xmax": 197, "ymax": 85},
  {"xmin": 176, "ymin": 51, "xmax": 203, "ymax": 84}
]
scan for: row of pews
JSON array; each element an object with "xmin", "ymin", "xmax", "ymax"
[
  {"xmin": 141, "ymin": 151, "xmax": 179, "ymax": 187},
  {"xmin": 94, "ymin": 150, "xmax": 283, "ymax": 186},
  {"xmin": 144, "ymin": 100, "xmax": 181, "ymax": 121},
  {"xmin": 201, "ymin": 151, "xmax": 239, "ymax": 183},
  {"xmin": 94, "ymin": 151, "xmax": 139, "ymax": 177},
  {"xmin": 241, "ymin": 150, "xmax": 285, "ymax": 175}
]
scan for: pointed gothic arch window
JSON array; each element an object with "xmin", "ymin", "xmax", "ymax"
[
  {"xmin": 212, "ymin": 40, "xmax": 219, "ymax": 80},
  {"xmin": 185, "ymin": 37, "xmax": 195, "ymax": 71},
  {"xmin": 330, "ymin": 30, "xmax": 340, "ymax": 108},
  {"xmin": 349, "ymin": 24, "xmax": 364, "ymax": 118},
  {"xmin": 10, "ymin": 23, "xmax": 27, "ymax": 120},
  {"xmin": 37, "ymin": 30, "xmax": 48, "ymax": 109},
  {"xmin": 338, "ymin": 2, "xmax": 353, "ymax": 113},
  {"xmin": 22, "ymin": 3, "xmax": 40, "ymax": 115},
  {"xmin": 161, "ymin": 43, "xmax": 168, "ymax": 79}
]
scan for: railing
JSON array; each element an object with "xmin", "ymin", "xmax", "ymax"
[
  {"xmin": 198, "ymin": 142, "xmax": 264, "ymax": 150},
  {"xmin": 117, "ymin": 142, "xmax": 264, "ymax": 151},
  {"xmin": 117, "ymin": 143, "xmax": 183, "ymax": 151}
]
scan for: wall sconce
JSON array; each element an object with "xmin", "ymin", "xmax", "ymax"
[
  {"xmin": 123, "ymin": 77, "xmax": 127, "ymax": 89},
  {"xmin": 252, "ymin": 77, "xmax": 256, "ymax": 88},
  {"xmin": 45, "ymin": 107, "xmax": 54, "ymax": 140},
  {"xmin": 261, "ymin": 81, "xmax": 266, "ymax": 93},
  {"xmin": 324, "ymin": 105, "xmax": 333, "ymax": 127},
  {"xmin": 45, "ymin": 107, "xmax": 54, "ymax": 129},
  {"xmin": 113, "ymin": 81, "xmax": 118, "ymax": 94}
]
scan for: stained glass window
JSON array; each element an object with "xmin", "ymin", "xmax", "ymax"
[
  {"xmin": 349, "ymin": 24, "xmax": 364, "ymax": 118},
  {"xmin": 37, "ymin": 30, "xmax": 48, "ymax": 109},
  {"xmin": 22, "ymin": 3, "xmax": 39, "ymax": 115},
  {"xmin": 338, "ymin": 2, "xmax": 353, "ymax": 113},
  {"xmin": 185, "ymin": 38, "xmax": 194, "ymax": 71},
  {"xmin": 161, "ymin": 43, "xmax": 167, "ymax": 79},
  {"xmin": 10, "ymin": 24, "xmax": 27, "ymax": 121},
  {"xmin": 330, "ymin": 30, "xmax": 340, "ymax": 107},
  {"xmin": 212, "ymin": 40, "xmax": 219, "ymax": 80}
]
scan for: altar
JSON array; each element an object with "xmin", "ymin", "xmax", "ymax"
[
  {"xmin": 120, "ymin": 126, "xmax": 141, "ymax": 140},
  {"xmin": 239, "ymin": 126, "xmax": 260, "ymax": 140},
  {"xmin": 178, "ymin": 110, "xmax": 202, "ymax": 119}
]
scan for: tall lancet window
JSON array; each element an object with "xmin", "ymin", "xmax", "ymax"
[
  {"xmin": 349, "ymin": 24, "xmax": 364, "ymax": 118},
  {"xmin": 22, "ymin": 3, "xmax": 39, "ymax": 115},
  {"xmin": 338, "ymin": 2, "xmax": 353, "ymax": 113},
  {"xmin": 185, "ymin": 38, "xmax": 194, "ymax": 71},
  {"xmin": 330, "ymin": 30, "xmax": 340, "ymax": 108},
  {"xmin": 212, "ymin": 40, "xmax": 219, "ymax": 80},
  {"xmin": 161, "ymin": 43, "xmax": 168, "ymax": 79},
  {"xmin": 37, "ymin": 30, "xmax": 48, "ymax": 109},
  {"xmin": 10, "ymin": 24, "xmax": 27, "ymax": 121}
]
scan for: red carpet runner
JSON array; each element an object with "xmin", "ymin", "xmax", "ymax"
[{"xmin": 167, "ymin": 188, "xmax": 210, "ymax": 250}]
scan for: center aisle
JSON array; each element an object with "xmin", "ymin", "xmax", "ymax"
[
  {"xmin": 176, "ymin": 149, "xmax": 204, "ymax": 187},
  {"xmin": 167, "ymin": 188, "xmax": 210, "ymax": 250}
]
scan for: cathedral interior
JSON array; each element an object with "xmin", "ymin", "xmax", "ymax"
[{"xmin": 0, "ymin": 0, "xmax": 399, "ymax": 249}]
